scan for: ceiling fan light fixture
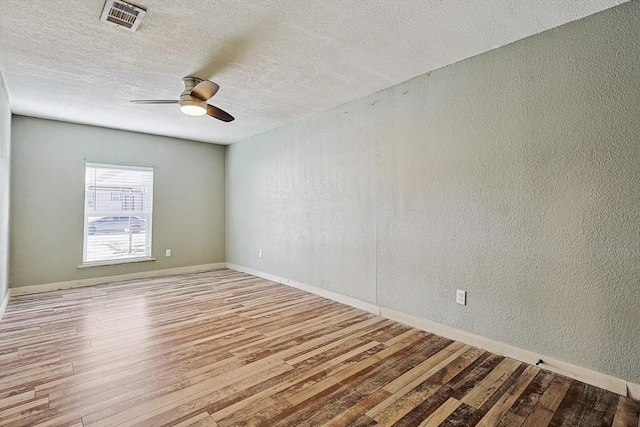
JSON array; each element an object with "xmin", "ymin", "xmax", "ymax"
[
  {"xmin": 180, "ymin": 100, "xmax": 207, "ymax": 116},
  {"xmin": 131, "ymin": 76, "xmax": 234, "ymax": 122}
]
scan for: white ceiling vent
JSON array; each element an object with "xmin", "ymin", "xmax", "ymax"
[{"xmin": 100, "ymin": 0, "xmax": 146, "ymax": 32}]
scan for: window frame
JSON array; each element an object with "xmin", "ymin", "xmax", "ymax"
[{"xmin": 82, "ymin": 163, "xmax": 154, "ymax": 266}]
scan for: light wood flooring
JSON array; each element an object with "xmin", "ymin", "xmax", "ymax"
[{"xmin": 0, "ymin": 269, "xmax": 638, "ymax": 426}]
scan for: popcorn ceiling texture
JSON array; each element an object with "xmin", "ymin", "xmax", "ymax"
[
  {"xmin": 0, "ymin": 0, "xmax": 627, "ymax": 144},
  {"xmin": 226, "ymin": 2, "xmax": 640, "ymax": 384}
]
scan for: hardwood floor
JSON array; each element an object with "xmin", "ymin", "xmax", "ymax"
[{"xmin": 0, "ymin": 269, "xmax": 638, "ymax": 426}]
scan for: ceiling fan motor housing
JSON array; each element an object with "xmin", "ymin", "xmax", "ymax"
[
  {"xmin": 130, "ymin": 76, "xmax": 232, "ymax": 121},
  {"xmin": 180, "ymin": 77, "xmax": 207, "ymax": 115}
]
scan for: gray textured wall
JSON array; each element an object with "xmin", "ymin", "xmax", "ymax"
[
  {"xmin": 0, "ymin": 71, "xmax": 11, "ymax": 305},
  {"xmin": 10, "ymin": 117, "xmax": 226, "ymax": 288},
  {"xmin": 226, "ymin": 2, "xmax": 640, "ymax": 383}
]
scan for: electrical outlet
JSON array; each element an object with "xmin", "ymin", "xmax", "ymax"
[
  {"xmin": 165, "ymin": 249, "xmax": 171, "ymax": 257},
  {"xmin": 259, "ymin": 249, "xmax": 263, "ymax": 258},
  {"xmin": 456, "ymin": 290, "xmax": 467, "ymax": 305}
]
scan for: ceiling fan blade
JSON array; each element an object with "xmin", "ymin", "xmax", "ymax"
[
  {"xmin": 206, "ymin": 104, "xmax": 234, "ymax": 122},
  {"xmin": 191, "ymin": 80, "xmax": 219, "ymax": 102},
  {"xmin": 130, "ymin": 100, "xmax": 180, "ymax": 104}
]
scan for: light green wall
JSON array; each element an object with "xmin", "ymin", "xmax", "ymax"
[
  {"xmin": 10, "ymin": 116, "xmax": 225, "ymax": 288},
  {"xmin": 0, "ymin": 70, "xmax": 11, "ymax": 306},
  {"xmin": 226, "ymin": 1, "xmax": 640, "ymax": 383}
]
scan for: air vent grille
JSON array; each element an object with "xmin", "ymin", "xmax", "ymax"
[{"xmin": 100, "ymin": 0, "xmax": 146, "ymax": 32}]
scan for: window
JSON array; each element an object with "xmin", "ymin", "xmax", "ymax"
[{"xmin": 83, "ymin": 163, "xmax": 153, "ymax": 264}]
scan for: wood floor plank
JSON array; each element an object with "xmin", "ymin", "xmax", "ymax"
[
  {"xmin": 0, "ymin": 390, "xmax": 36, "ymax": 411},
  {"xmin": 612, "ymin": 395, "xmax": 640, "ymax": 427},
  {"xmin": 586, "ymin": 384, "xmax": 624, "ymax": 427},
  {"xmin": 117, "ymin": 363, "xmax": 293, "ymax": 427},
  {"xmin": 270, "ymin": 336, "xmax": 451, "ymax": 426},
  {"xmin": 218, "ymin": 396, "xmax": 293, "ymax": 427},
  {"xmin": 372, "ymin": 348, "xmax": 487, "ymax": 426},
  {"xmin": 460, "ymin": 357, "xmax": 521, "ymax": 408},
  {"xmin": 475, "ymin": 364, "xmax": 539, "ymax": 426},
  {"xmin": 36, "ymin": 342, "xmax": 234, "ymax": 399},
  {"xmin": 389, "ymin": 352, "xmax": 505, "ymax": 427},
  {"xmin": 521, "ymin": 375, "xmax": 573, "ymax": 427},
  {"xmin": 495, "ymin": 369, "xmax": 555, "ymax": 426},
  {"xmin": 0, "ymin": 269, "xmax": 636, "ymax": 426},
  {"xmin": 320, "ymin": 390, "xmax": 392, "ymax": 427},
  {"xmin": 171, "ymin": 412, "xmax": 218, "ymax": 427},
  {"xmin": 549, "ymin": 379, "xmax": 603, "ymax": 426},
  {"xmin": 83, "ymin": 359, "xmax": 291, "ymax": 427},
  {"xmin": 213, "ymin": 340, "xmax": 385, "ymax": 424},
  {"xmin": 418, "ymin": 396, "xmax": 462, "ymax": 426},
  {"xmin": 0, "ymin": 396, "xmax": 49, "ymax": 419},
  {"xmin": 366, "ymin": 342, "xmax": 470, "ymax": 419}
]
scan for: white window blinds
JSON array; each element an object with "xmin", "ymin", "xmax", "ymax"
[{"xmin": 83, "ymin": 163, "xmax": 153, "ymax": 264}]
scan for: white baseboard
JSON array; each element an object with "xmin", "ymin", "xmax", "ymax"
[
  {"xmin": 9, "ymin": 263, "xmax": 226, "ymax": 296},
  {"xmin": 225, "ymin": 263, "xmax": 380, "ymax": 315},
  {"xmin": 628, "ymin": 382, "xmax": 640, "ymax": 400},
  {"xmin": 380, "ymin": 307, "xmax": 633, "ymax": 397},
  {"xmin": 227, "ymin": 263, "xmax": 638, "ymax": 398},
  {"xmin": 0, "ymin": 292, "xmax": 8, "ymax": 322}
]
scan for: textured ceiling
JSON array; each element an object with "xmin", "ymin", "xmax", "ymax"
[{"xmin": 0, "ymin": 0, "xmax": 628, "ymax": 145}]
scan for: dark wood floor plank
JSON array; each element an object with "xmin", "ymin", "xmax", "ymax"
[
  {"xmin": 612, "ymin": 395, "xmax": 640, "ymax": 427},
  {"xmin": 583, "ymin": 385, "xmax": 625, "ymax": 427},
  {"xmin": 0, "ymin": 269, "xmax": 635, "ymax": 426},
  {"xmin": 473, "ymin": 364, "xmax": 538, "ymax": 426},
  {"xmin": 495, "ymin": 369, "xmax": 555, "ymax": 426},
  {"xmin": 372, "ymin": 348, "xmax": 488, "ymax": 426},
  {"xmin": 521, "ymin": 375, "xmax": 573, "ymax": 427},
  {"xmin": 277, "ymin": 334, "xmax": 453, "ymax": 426},
  {"xmin": 549, "ymin": 380, "xmax": 599, "ymax": 426}
]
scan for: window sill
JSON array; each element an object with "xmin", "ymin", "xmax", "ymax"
[{"xmin": 78, "ymin": 257, "xmax": 156, "ymax": 269}]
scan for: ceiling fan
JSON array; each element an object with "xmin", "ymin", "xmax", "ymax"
[{"xmin": 130, "ymin": 77, "xmax": 234, "ymax": 122}]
